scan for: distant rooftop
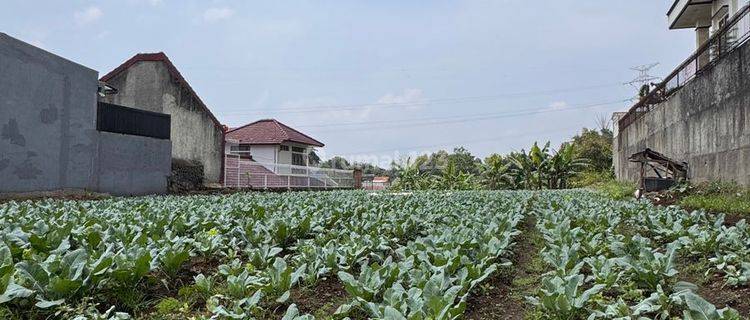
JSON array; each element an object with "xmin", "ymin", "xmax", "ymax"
[{"xmin": 226, "ymin": 119, "xmax": 324, "ymax": 147}]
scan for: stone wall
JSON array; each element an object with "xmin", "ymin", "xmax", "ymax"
[{"xmin": 614, "ymin": 39, "xmax": 750, "ymax": 185}]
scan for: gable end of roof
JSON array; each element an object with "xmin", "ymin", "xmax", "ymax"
[{"xmin": 100, "ymin": 52, "xmax": 224, "ymax": 132}]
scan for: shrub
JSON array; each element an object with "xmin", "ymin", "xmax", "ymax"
[
  {"xmin": 155, "ymin": 297, "xmax": 183, "ymax": 315},
  {"xmin": 675, "ymin": 181, "xmax": 750, "ymax": 215},
  {"xmin": 591, "ymin": 179, "xmax": 636, "ymax": 200}
]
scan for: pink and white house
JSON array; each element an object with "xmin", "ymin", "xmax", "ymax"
[{"xmin": 223, "ymin": 119, "xmax": 353, "ymax": 189}]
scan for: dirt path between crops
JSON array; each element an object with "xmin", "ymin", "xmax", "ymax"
[
  {"xmin": 678, "ymin": 260, "xmax": 750, "ymax": 316},
  {"xmin": 464, "ymin": 215, "xmax": 544, "ymax": 319}
]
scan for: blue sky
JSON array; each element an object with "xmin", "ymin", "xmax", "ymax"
[{"xmin": 2, "ymin": 1, "xmax": 694, "ymax": 167}]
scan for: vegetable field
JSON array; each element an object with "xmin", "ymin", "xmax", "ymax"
[{"xmin": 0, "ymin": 191, "xmax": 748, "ymax": 319}]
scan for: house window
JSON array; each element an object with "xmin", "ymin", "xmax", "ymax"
[
  {"xmin": 230, "ymin": 144, "xmax": 251, "ymax": 152},
  {"xmin": 230, "ymin": 144, "xmax": 252, "ymax": 159},
  {"xmin": 280, "ymin": 145, "xmax": 290, "ymax": 151},
  {"xmin": 292, "ymin": 153, "xmax": 305, "ymax": 166},
  {"xmin": 292, "ymin": 146, "xmax": 305, "ymax": 153}
]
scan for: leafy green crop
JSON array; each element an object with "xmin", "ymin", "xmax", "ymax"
[{"xmin": 0, "ymin": 189, "xmax": 746, "ymax": 319}]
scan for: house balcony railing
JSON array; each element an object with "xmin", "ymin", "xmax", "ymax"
[
  {"xmin": 618, "ymin": 4, "xmax": 750, "ymax": 131},
  {"xmin": 224, "ymin": 154, "xmax": 355, "ymax": 189}
]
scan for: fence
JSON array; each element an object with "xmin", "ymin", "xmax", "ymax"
[
  {"xmin": 97, "ymin": 102, "xmax": 171, "ymax": 139},
  {"xmin": 224, "ymin": 154, "xmax": 355, "ymax": 189},
  {"xmin": 618, "ymin": 4, "xmax": 750, "ymax": 130}
]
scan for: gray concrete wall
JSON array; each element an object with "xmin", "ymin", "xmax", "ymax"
[
  {"xmin": 0, "ymin": 33, "xmax": 171, "ymax": 195},
  {"xmin": 614, "ymin": 40, "xmax": 750, "ymax": 185},
  {"xmin": 101, "ymin": 61, "xmax": 224, "ymax": 184},
  {"xmin": 0, "ymin": 32, "xmax": 99, "ymax": 192},
  {"xmin": 96, "ymin": 132, "xmax": 171, "ymax": 195}
]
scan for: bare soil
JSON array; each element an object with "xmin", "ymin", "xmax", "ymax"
[
  {"xmin": 678, "ymin": 259, "xmax": 750, "ymax": 316},
  {"xmin": 464, "ymin": 216, "xmax": 543, "ymax": 319},
  {"xmin": 289, "ymin": 277, "xmax": 349, "ymax": 316}
]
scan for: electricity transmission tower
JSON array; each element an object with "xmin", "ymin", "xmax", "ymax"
[{"xmin": 625, "ymin": 63, "xmax": 661, "ymax": 100}]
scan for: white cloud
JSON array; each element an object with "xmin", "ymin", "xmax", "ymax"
[
  {"xmin": 74, "ymin": 6, "xmax": 103, "ymax": 25},
  {"xmin": 376, "ymin": 88, "xmax": 425, "ymax": 110},
  {"xmin": 203, "ymin": 7, "xmax": 235, "ymax": 22},
  {"xmin": 549, "ymin": 101, "xmax": 568, "ymax": 110}
]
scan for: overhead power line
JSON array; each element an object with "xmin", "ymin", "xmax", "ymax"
[
  {"xmin": 297, "ymin": 98, "xmax": 628, "ymax": 130},
  {"xmin": 338, "ymin": 125, "xmax": 584, "ymax": 156},
  {"xmin": 220, "ymin": 82, "xmax": 627, "ymax": 116},
  {"xmin": 306, "ymin": 98, "xmax": 630, "ymax": 134}
]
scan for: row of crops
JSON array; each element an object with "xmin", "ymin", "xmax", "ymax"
[
  {"xmin": 0, "ymin": 191, "xmax": 527, "ymax": 319},
  {"xmin": 527, "ymin": 191, "xmax": 748, "ymax": 318},
  {"xmin": 0, "ymin": 190, "xmax": 748, "ymax": 319}
]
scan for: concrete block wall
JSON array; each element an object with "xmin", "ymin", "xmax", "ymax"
[
  {"xmin": 614, "ymin": 39, "xmax": 750, "ymax": 185},
  {"xmin": 0, "ymin": 33, "xmax": 172, "ymax": 195},
  {"xmin": 0, "ymin": 32, "xmax": 100, "ymax": 192},
  {"xmin": 97, "ymin": 132, "xmax": 172, "ymax": 195}
]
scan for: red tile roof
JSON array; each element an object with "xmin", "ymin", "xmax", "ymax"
[
  {"xmin": 226, "ymin": 119, "xmax": 324, "ymax": 147},
  {"xmin": 100, "ymin": 52, "xmax": 223, "ymax": 131}
]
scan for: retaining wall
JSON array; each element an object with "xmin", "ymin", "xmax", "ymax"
[{"xmin": 614, "ymin": 39, "xmax": 750, "ymax": 185}]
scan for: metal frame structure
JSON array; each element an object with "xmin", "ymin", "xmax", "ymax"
[
  {"xmin": 619, "ymin": 4, "xmax": 750, "ymax": 130},
  {"xmin": 224, "ymin": 153, "xmax": 355, "ymax": 189},
  {"xmin": 629, "ymin": 148, "xmax": 688, "ymax": 196}
]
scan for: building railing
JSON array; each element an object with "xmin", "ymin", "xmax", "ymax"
[
  {"xmin": 618, "ymin": 4, "xmax": 750, "ymax": 131},
  {"xmin": 224, "ymin": 154, "xmax": 355, "ymax": 189}
]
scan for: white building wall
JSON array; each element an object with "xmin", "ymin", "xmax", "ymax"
[{"xmin": 250, "ymin": 145, "xmax": 277, "ymax": 164}]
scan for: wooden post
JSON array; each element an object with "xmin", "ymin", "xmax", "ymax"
[
  {"xmin": 353, "ymin": 169, "xmax": 363, "ymax": 189},
  {"xmin": 638, "ymin": 162, "xmax": 645, "ymax": 199}
]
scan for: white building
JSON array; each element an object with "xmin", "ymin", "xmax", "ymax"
[
  {"xmin": 668, "ymin": 0, "xmax": 749, "ymax": 50},
  {"xmin": 224, "ymin": 119, "xmax": 323, "ymax": 169}
]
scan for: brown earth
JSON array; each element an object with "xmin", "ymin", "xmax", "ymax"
[
  {"xmin": 679, "ymin": 260, "xmax": 750, "ymax": 317},
  {"xmin": 289, "ymin": 276, "xmax": 349, "ymax": 316},
  {"xmin": 464, "ymin": 216, "xmax": 543, "ymax": 320}
]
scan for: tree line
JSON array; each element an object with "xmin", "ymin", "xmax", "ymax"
[{"xmin": 317, "ymin": 127, "xmax": 613, "ymax": 191}]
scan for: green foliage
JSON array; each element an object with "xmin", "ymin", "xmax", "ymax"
[
  {"xmin": 154, "ymin": 297, "xmax": 182, "ymax": 315},
  {"xmin": 569, "ymin": 170, "xmax": 613, "ymax": 188},
  {"xmin": 591, "ymin": 179, "xmax": 636, "ymax": 200},
  {"xmin": 569, "ymin": 128, "xmax": 613, "ymax": 173},
  {"xmin": 319, "ymin": 156, "xmax": 351, "ymax": 170},
  {"xmin": 0, "ymin": 189, "xmax": 746, "ymax": 318},
  {"xmin": 507, "ymin": 142, "xmax": 588, "ymax": 190},
  {"xmin": 664, "ymin": 181, "xmax": 750, "ymax": 215},
  {"xmin": 528, "ymin": 190, "xmax": 744, "ymax": 318},
  {"xmin": 393, "ymin": 142, "xmax": 588, "ymax": 191}
]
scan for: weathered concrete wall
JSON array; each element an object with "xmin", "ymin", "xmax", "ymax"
[
  {"xmin": 614, "ymin": 39, "xmax": 750, "ymax": 185},
  {"xmin": 96, "ymin": 132, "xmax": 171, "ymax": 195},
  {"xmin": 0, "ymin": 32, "xmax": 99, "ymax": 192},
  {"xmin": 0, "ymin": 33, "xmax": 172, "ymax": 195},
  {"xmin": 101, "ymin": 61, "xmax": 224, "ymax": 184}
]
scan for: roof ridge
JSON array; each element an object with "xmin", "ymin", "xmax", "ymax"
[
  {"xmin": 271, "ymin": 119, "xmax": 290, "ymax": 140},
  {"xmin": 273, "ymin": 119, "xmax": 325, "ymax": 147},
  {"xmin": 100, "ymin": 52, "xmax": 224, "ymax": 132},
  {"xmin": 225, "ymin": 119, "xmax": 324, "ymax": 147},
  {"xmin": 225, "ymin": 119, "xmax": 265, "ymax": 134}
]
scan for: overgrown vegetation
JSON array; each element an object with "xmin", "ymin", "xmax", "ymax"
[
  {"xmin": 590, "ymin": 179, "xmax": 637, "ymax": 201},
  {"xmin": 674, "ymin": 182, "xmax": 750, "ymax": 216}
]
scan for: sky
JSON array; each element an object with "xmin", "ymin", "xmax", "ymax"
[{"xmin": 1, "ymin": 1, "xmax": 696, "ymax": 168}]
